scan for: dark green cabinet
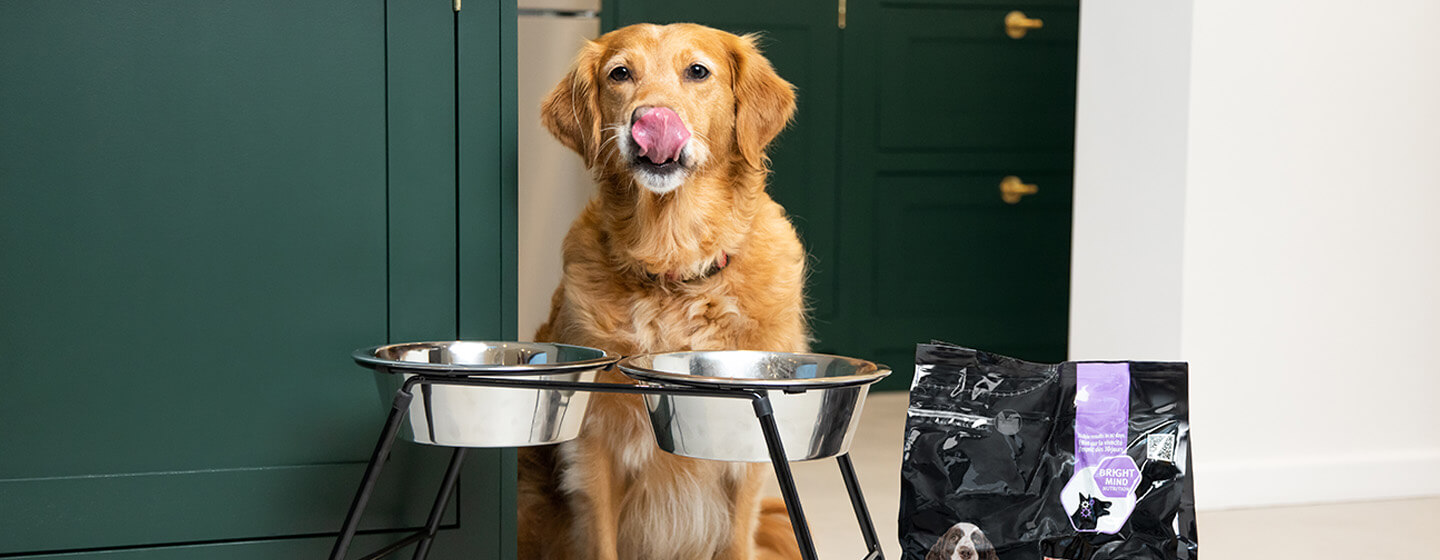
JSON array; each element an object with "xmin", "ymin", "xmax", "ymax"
[
  {"xmin": 838, "ymin": 0, "xmax": 1078, "ymax": 389},
  {"xmin": 607, "ymin": 0, "xmax": 1079, "ymax": 389},
  {"xmin": 0, "ymin": 1, "xmax": 515, "ymax": 557}
]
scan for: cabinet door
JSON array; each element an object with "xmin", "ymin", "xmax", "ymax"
[
  {"xmin": 0, "ymin": 1, "xmax": 515, "ymax": 557},
  {"xmin": 837, "ymin": 0, "xmax": 1079, "ymax": 389}
]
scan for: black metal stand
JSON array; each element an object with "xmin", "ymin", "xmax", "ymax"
[{"xmin": 329, "ymin": 374, "xmax": 884, "ymax": 560}]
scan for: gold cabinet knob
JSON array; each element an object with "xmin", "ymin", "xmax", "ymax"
[
  {"xmin": 1000, "ymin": 176, "xmax": 1038, "ymax": 204},
  {"xmin": 1005, "ymin": 11, "xmax": 1044, "ymax": 39}
]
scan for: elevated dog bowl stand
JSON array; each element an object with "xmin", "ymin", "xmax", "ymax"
[{"xmin": 329, "ymin": 371, "xmax": 884, "ymax": 560}]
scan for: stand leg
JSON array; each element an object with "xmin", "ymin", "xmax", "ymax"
[
  {"xmin": 838, "ymin": 454, "xmax": 884, "ymax": 559},
  {"xmin": 751, "ymin": 396, "xmax": 820, "ymax": 560},
  {"xmin": 410, "ymin": 447, "xmax": 467, "ymax": 560},
  {"xmin": 329, "ymin": 388, "xmax": 415, "ymax": 560}
]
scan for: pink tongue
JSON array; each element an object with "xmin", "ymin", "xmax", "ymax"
[{"xmin": 631, "ymin": 108, "xmax": 690, "ymax": 164}]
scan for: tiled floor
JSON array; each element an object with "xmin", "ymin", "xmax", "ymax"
[{"xmin": 764, "ymin": 392, "xmax": 1440, "ymax": 559}]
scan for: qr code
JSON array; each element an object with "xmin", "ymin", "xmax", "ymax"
[{"xmin": 1147, "ymin": 434, "xmax": 1176, "ymax": 462}]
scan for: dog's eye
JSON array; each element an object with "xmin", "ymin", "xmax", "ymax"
[
  {"xmin": 608, "ymin": 66, "xmax": 631, "ymax": 82},
  {"xmin": 685, "ymin": 64, "xmax": 710, "ymax": 81}
]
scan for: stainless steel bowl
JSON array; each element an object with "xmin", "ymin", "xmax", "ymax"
[
  {"xmin": 353, "ymin": 341, "xmax": 618, "ymax": 447},
  {"xmin": 619, "ymin": 351, "xmax": 890, "ymax": 462}
]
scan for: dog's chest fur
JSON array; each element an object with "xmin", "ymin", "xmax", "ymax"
[
  {"xmin": 535, "ymin": 197, "xmax": 806, "ymax": 559},
  {"xmin": 552, "ymin": 199, "xmax": 808, "ymax": 356},
  {"xmin": 549, "ymin": 264, "xmax": 793, "ymax": 559},
  {"xmin": 623, "ymin": 283, "xmax": 750, "ymax": 352},
  {"xmin": 559, "ymin": 385, "xmax": 753, "ymax": 560}
]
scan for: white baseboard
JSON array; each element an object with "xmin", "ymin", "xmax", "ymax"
[{"xmin": 1193, "ymin": 449, "xmax": 1440, "ymax": 511}]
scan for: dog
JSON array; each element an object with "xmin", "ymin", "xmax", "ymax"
[
  {"xmin": 517, "ymin": 23, "xmax": 808, "ymax": 560},
  {"xmin": 926, "ymin": 522, "xmax": 1000, "ymax": 560}
]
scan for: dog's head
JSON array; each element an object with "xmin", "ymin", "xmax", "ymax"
[
  {"xmin": 1073, "ymin": 493, "xmax": 1112, "ymax": 523},
  {"xmin": 925, "ymin": 522, "xmax": 1000, "ymax": 560},
  {"xmin": 541, "ymin": 23, "xmax": 796, "ymax": 195}
]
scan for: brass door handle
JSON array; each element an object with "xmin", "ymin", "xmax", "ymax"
[
  {"xmin": 1005, "ymin": 11, "xmax": 1044, "ymax": 39},
  {"xmin": 1000, "ymin": 176, "xmax": 1037, "ymax": 204}
]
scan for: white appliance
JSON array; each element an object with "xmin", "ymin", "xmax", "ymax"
[{"xmin": 517, "ymin": 0, "xmax": 601, "ymax": 340}]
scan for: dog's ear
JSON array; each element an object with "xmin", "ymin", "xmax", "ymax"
[
  {"xmin": 542, "ymin": 40, "xmax": 604, "ymax": 166},
  {"xmin": 925, "ymin": 526, "xmax": 960, "ymax": 560},
  {"xmin": 730, "ymin": 33, "xmax": 796, "ymax": 171}
]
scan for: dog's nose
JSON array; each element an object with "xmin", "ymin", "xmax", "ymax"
[{"xmin": 631, "ymin": 106, "xmax": 690, "ymax": 164}]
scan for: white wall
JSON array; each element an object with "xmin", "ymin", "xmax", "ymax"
[
  {"xmin": 1069, "ymin": 0, "xmax": 1193, "ymax": 361},
  {"xmin": 1072, "ymin": 0, "xmax": 1440, "ymax": 510}
]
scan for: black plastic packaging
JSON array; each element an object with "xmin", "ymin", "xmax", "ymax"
[{"xmin": 899, "ymin": 342, "xmax": 1198, "ymax": 560}]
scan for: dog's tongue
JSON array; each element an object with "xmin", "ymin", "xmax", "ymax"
[{"xmin": 632, "ymin": 107, "xmax": 690, "ymax": 164}]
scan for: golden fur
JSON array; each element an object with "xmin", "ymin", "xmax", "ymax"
[{"xmin": 518, "ymin": 23, "xmax": 807, "ymax": 560}]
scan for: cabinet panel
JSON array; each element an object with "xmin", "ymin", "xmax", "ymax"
[
  {"xmin": 873, "ymin": 172, "xmax": 1071, "ymax": 318},
  {"xmin": 0, "ymin": 0, "xmax": 390, "ymax": 550},
  {"xmin": 0, "ymin": 457, "xmax": 454, "ymax": 554},
  {"xmin": 877, "ymin": 0, "xmax": 1076, "ymax": 6},
  {"xmin": 871, "ymin": 172, "xmax": 1071, "ymax": 349},
  {"xmin": 846, "ymin": 171, "xmax": 1071, "ymax": 385},
  {"xmin": 0, "ymin": 0, "xmax": 513, "ymax": 557},
  {"xmin": 876, "ymin": 6, "xmax": 1078, "ymax": 153},
  {"xmin": 1, "ymin": 533, "xmax": 423, "ymax": 560}
]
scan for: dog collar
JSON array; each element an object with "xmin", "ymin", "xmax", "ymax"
[{"xmin": 651, "ymin": 252, "xmax": 731, "ymax": 284}]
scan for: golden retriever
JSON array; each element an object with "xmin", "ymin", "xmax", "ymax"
[{"xmin": 518, "ymin": 23, "xmax": 808, "ymax": 560}]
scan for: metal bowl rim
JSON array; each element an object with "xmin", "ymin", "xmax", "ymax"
[
  {"xmin": 617, "ymin": 350, "xmax": 891, "ymax": 389},
  {"xmin": 353, "ymin": 340, "xmax": 620, "ymax": 377}
]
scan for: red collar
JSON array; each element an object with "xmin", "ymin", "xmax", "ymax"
[{"xmin": 651, "ymin": 252, "xmax": 731, "ymax": 284}]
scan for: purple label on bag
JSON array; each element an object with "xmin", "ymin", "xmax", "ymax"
[
  {"xmin": 1075, "ymin": 363, "xmax": 1130, "ymax": 470},
  {"xmin": 1061, "ymin": 362, "xmax": 1135, "ymax": 534}
]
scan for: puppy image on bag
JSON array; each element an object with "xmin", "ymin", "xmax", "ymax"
[
  {"xmin": 518, "ymin": 23, "xmax": 808, "ymax": 560},
  {"xmin": 926, "ymin": 522, "xmax": 1000, "ymax": 560}
]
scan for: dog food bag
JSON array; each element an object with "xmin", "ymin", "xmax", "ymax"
[{"xmin": 899, "ymin": 342, "xmax": 1197, "ymax": 560}]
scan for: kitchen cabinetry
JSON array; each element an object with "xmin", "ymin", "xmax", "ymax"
[{"xmin": 0, "ymin": 1, "xmax": 516, "ymax": 557}]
